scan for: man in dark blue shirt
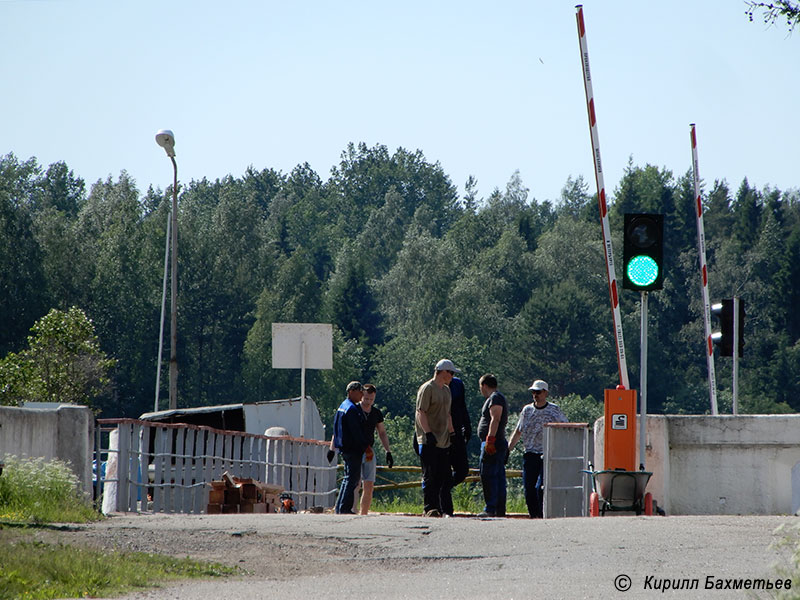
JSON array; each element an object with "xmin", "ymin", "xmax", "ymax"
[
  {"xmin": 442, "ymin": 376, "xmax": 471, "ymax": 516},
  {"xmin": 330, "ymin": 381, "xmax": 370, "ymax": 514}
]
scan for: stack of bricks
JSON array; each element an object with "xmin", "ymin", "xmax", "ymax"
[{"xmin": 207, "ymin": 471, "xmax": 284, "ymax": 514}]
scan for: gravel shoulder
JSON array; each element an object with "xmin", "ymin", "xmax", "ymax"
[{"xmin": 36, "ymin": 512, "xmax": 796, "ymax": 599}]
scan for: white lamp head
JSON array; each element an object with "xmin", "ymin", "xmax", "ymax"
[{"xmin": 155, "ymin": 129, "xmax": 176, "ymax": 157}]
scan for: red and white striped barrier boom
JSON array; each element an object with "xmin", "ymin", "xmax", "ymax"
[
  {"xmin": 690, "ymin": 124, "xmax": 718, "ymax": 415},
  {"xmin": 575, "ymin": 5, "xmax": 630, "ymax": 390}
]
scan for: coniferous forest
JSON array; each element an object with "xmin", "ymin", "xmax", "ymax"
[{"xmin": 2, "ymin": 143, "xmax": 800, "ymax": 449}]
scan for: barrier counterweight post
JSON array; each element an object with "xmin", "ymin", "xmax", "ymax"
[
  {"xmin": 576, "ymin": 5, "xmax": 629, "ymax": 390},
  {"xmin": 690, "ymin": 124, "xmax": 718, "ymax": 415}
]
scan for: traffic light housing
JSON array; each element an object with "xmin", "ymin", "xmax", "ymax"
[
  {"xmin": 711, "ymin": 298, "xmax": 745, "ymax": 357},
  {"xmin": 623, "ymin": 213, "xmax": 664, "ymax": 291}
]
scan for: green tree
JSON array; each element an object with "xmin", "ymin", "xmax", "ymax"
[
  {"xmin": 315, "ymin": 328, "xmax": 368, "ymax": 425},
  {"xmin": 557, "ymin": 175, "xmax": 594, "ymax": 222},
  {"xmin": 0, "ymin": 307, "xmax": 115, "ymax": 408},
  {"xmin": 376, "ymin": 228, "xmax": 457, "ymax": 337},
  {"xmin": 323, "ymin": 244, "xmax": 383, "ymax": 350},
  {"xmin": 731, "ymin": 178, "xmax": 762, "ymax": 254},
  {"xmin": 0, "ymin": 154, "xmax": 48, "ymax": 356},
  {"xmin": 76, "ymin": 173, "xmax": 161, "ymax": 416},
  {"xmin": 242, "ymin": 249, "xmax": 324, "ymax": 403},
  {"xmin": 327, "ymin": 143, "xmax": 460, "ymax": 240},
  {"xmin": 746, "ymin": 1, "xmax": 800, "ymax": 31},
  {"xmin": 556, "ymin": 393, "xmax": 603, "ymax": 425}
]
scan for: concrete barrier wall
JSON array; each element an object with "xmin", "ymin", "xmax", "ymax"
[
  {"xmin": 0, "ymin": 405, "xmax": 94, "ymax": 496},
  {"xmin": 594, "ymin": 415, "xmax": 800, "ymax": 515}
]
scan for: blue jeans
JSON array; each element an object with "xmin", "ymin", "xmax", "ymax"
[
  {"xmin": 523, "ymin": 451, "xmax": 544, "ymax": 518},
  {"xmin": 335, "ymin": 451, "xmax": 363, "ymax": 514},
  {"xmin": 479, "ymin": 439, "xmax": 507, "ymax": 516}
]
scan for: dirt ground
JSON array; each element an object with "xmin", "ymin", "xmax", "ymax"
[{"xmin": 34, "ymin": 511, "xmax": 798, "ymax": 599}]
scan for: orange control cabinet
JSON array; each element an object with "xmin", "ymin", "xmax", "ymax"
[{"xmin": 603, "ymin": 388, "xmax": 637, "ymax": 471}]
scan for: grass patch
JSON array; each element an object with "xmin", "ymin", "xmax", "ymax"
[
  {"xmin": 0, "ymin": 455, "xmax": 99, "ymax": 524},
  {"xmin": 0, "ymin": 527, "xmax": 236, "ymax": 600},
  {"xmin": 372, "ymin": 481, "xmax": 528, "ymax": 514},
  {"xmin": 371, "ymin": 495, "xmax": 423, "ymax": 514},
  {"xmin": 0, "ymin": 455, "xmax": 236, "ymax": 598},
  {"xmin": 765, "ymin": 522, "xmax": 800, "ymax": 599}
]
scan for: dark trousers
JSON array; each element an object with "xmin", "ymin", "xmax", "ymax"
[
  {"xmin": 479, "ymin": 438, "xmax": 507, "ymax": 516},
  {"xmin": 523, "ymin": 451, "xmax": 545, "ymax": 518},
  {"xmin": 441, "ymin": 433, "xmax": 469, "ymax": 516},
  {"xmin": 335, "ymin": 451, "xmax": 362, "ymax": 514},
  {"xmin": 420, "ymin": 444, "xmax": 450, "ymax": 514}
]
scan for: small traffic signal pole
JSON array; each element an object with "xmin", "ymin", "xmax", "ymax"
[
  {"xmin": 711, "ymin": 297, "xmax": 744, "ymax": 414},
  {"xmin": 639, "ymin": 291, "xmax": 649, "ymax": 470}
]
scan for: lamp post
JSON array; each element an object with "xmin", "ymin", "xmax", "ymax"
[{"xmin": 155, "ymin": 129, "xmax": 178, "ymax": 410}]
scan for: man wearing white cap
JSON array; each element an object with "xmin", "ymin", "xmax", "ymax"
[
  {"xmin": 415, "ymin": 359, "xmax": 458, "ymax": 517},
  {"xmin": 507, "ymin": 379, "xmax": 567, "ymax": 518}
]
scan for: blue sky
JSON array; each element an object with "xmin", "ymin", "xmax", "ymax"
[{"xmin": 2, "ymin": 1, "xmax": 797, "ymax": 204}]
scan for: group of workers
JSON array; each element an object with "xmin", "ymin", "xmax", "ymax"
[{"xmin": 328, "ymin": 358, "xmax": 567, "ymax": 518}]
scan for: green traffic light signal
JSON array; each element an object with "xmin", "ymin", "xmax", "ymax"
[{"xmin": 626, "ymin": 255, "xmax": 659, "ymax": 287}]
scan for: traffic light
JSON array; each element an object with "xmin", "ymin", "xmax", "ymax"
[
  {"xmin": 623, "ymin": 213, "xmax": 664, "ymax": 291},
  {"xmin": 711, "ymin": 298, "xmax": 745, "ymax": 357}
]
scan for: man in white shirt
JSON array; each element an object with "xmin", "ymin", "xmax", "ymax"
[{"xmin": 507, "ymin": 379, "xmax": 567, "ymax": 518}]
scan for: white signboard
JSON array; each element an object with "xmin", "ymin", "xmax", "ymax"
[
  {"xmin": 271, "ymin": 323, "xmax": 333, "ymax": 438},
  {"xmin": 272, "ymin": 323, "xmax": 333, "ymax": 369}
]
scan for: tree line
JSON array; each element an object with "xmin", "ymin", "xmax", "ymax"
[{"xmin": 2, "ymin": 143, "xmax": 800, "ymax": 438}]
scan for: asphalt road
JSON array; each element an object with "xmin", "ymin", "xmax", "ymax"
[{"xmin": 80, "ymin": 512, "xmax": 795, "ymax": 600}]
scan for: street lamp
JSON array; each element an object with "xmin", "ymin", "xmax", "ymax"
[{"xmin": 155, "ymin": 129, "xmax": 179, "ymax": 410}]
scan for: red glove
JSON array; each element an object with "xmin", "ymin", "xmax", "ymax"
[
  {"xmin": 485, "ymin": 436, "xmax": 497, "ymax": 455},
  {"xmin": 365, "ymin": 446, "xmax": 374, "ymax": 461}
]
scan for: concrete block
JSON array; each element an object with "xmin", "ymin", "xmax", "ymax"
[
  {"xmin": 0, "ymin": 405, "xmax": 93, "ymax": 495},
  {"xmin": 595, "ymin": 414, "xmax": 800, "ymax": 515}
]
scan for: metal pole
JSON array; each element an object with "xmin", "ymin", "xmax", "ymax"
[
  {"xmin": 576, "ymin": 5, "xmax": 630, "ymax": 390},
  {"xmin": 732, "ymin": 296, "xmax": 740, "ymax": 415},
  {"xmin": 690, "ymin": 124, "xmax": 718, "ymax": 415},
  {"xmin": 300, "ymin": 340, "xmax": 306, "ymax": 438},
  {"xmin": 155, "ymin": 212, "xmax": 170, "ymax": 412},
  {"xmin": 169, "ymin": 157, "xmax": 179, "ymax": 410},
  {"xmin": 639, "ymin": 291, "xmax": 648, "ymax": 470}
]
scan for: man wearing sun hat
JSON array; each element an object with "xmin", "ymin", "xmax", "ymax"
[
  {"xmin": 415, "ymin": 359, "xmax": 458, "ymax": 517},
  {"xmin": 507, "ymin": 379, "xmax": 567, "ymax": 518}
]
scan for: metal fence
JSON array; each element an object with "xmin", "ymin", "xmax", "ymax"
[{"xmin": 95, "ymin": 418, "xmax": 336, "ymax": 514}]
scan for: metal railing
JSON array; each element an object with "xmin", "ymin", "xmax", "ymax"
[{"xmin": 95, "ymin": 419, "xmax": 336, "ymax": 514}]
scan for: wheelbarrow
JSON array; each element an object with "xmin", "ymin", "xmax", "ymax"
[{"xmin": 584, "ymin": 465, "xmax": 653, "ymax": 516}]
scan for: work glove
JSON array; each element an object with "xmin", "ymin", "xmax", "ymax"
[
  {"xmin": 365, "ymin": 446, "xmax": 374, "ymax": 461},
  {"xmin": 425, "ymin": 432, "xmax": 437, "ymax": 447},
  {"xmin": 485, "ymin": 436, "xmax": 497, "ymax": 456},
  {"xmin": 327, "ymin": 449, "xmax": 336, "ymax": 463},
  {"xmin": 386, "ymin": 451, "xmax": 394, "ymax": 469}
]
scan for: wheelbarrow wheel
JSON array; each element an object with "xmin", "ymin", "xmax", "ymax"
[
  {"xmin": 644, "ymin": 492, "xmax": 653, "ymax": 516},
  {"xmin": 589, "ymin": 492, "xmax": 600, "ymax": 517}
]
